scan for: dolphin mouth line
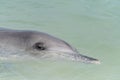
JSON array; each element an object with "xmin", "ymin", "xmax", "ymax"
[
  {"xmin": 74, "ymin": 54, "xmax": 100, "ymax": 64},
  {"xmin": 0, "ymin": 50, "xmax": 100, "ymax": 64},
  {"xmin": 0, "ymin": 49, "xmax": 100, "ymax": 64},
  {"xmin": 36, "ymin": 50, "xmax": 100, "ymax": 64}
]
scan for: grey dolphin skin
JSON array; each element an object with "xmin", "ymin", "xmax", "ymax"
[{"xmin": 0, "ymin": 28, "xmax": 100, "ymax": 64}]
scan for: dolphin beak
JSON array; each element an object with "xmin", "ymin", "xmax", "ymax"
[
  {"xmin": 58, "ymin": 52, "xmax": 100, "ymax": 64},
  {"xmin": 73, "ymin": 53, "xmax": 100, "ymax": 64}
]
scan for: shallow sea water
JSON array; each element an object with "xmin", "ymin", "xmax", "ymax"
[{"xmin": 0, "ymin": 0, "xmax": 120, "ymax": 80}]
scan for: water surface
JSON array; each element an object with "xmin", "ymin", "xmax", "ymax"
[{"xmin": 0, "ymin": 0, "xmax": 120, "ymax": 80}]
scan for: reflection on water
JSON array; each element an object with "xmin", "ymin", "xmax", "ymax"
[{"xmin": 0, "ymin": 0, "xmax": 120, "ymax": 80}]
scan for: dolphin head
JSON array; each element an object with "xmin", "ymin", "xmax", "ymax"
[{"xmin": 27, "ymin": 31, "xmax": 100, "ymax": 64}]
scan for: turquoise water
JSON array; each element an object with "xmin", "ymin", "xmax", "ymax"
[{"xmin": 0, "ymin": 0, "xmax": 120, "ymax": 80}]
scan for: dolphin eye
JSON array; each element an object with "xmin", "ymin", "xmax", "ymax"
[{"xmin": 34, "ymin": 42, "xmax": 46, "ymax": 50}]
